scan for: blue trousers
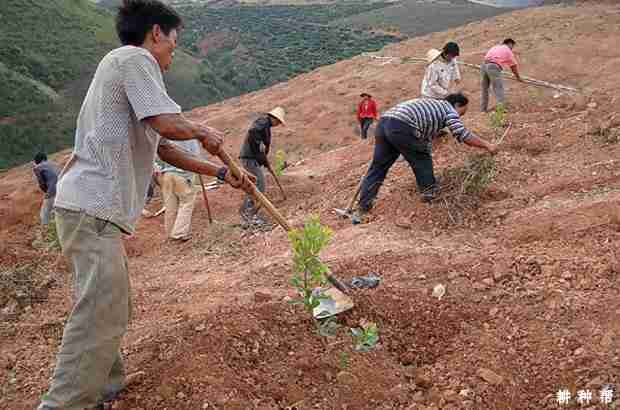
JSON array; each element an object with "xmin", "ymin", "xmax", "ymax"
[{"xmin": 358, "ymin": 117, "xmax": 436, "ymax": 211}]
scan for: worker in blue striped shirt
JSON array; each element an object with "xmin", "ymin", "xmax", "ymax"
[{"xmin": 357, "ymin": 93, "xmax": 497, "ymax": 214}]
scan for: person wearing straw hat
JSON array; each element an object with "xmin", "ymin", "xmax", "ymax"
[
  {"xmin": 239, "ymin": 107, "xmax": 286, "ymax": 225},
  {"xmin": 357, "ymin": 93, "xmax": 378, "ymax": 139},
  {"xmin": 421, "ymin": 42, "xmax": 462, "ymax": 100}
]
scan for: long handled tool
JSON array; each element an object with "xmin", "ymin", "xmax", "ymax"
[
  {"xmin": 220, "ymin": 149, "xmax": 292, "ymax": 231},
  {"xmin": 266, "ymin": 163, "xmax": 287, "ymax": 200},
  {"xmin": 219, "ymin": 149, "xmax": 349, "ymax": 294},
  {"xmin": 198, "ymin": 174, "xmax": 213, "ymax": 224},
  {"xmin": 334, "ymin": 176, "xmax": 364, "ymax": 219}
]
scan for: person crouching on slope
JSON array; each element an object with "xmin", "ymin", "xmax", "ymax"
[
  {"xmin": 356, "ymin": 93, "xmax": 497, "ymax": 216},
  {"xmin": 239, "ymin": 107, "xmax": 286, "ymax": 225}
]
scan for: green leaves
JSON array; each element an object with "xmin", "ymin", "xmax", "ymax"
[
  {"xmin": 288, "ymin": 216, "xmax": 333, "ymax": 317},
  {"xmin": 351, "ymin": 321, "xmax": 379, "ymax": 352},
  {"xmin": 489, "ymin": 103, "xmax": 506, "ymax": 129},
  {"xmin": 273, "ymin": 149, "xmax": 287, "ymax": 177}
]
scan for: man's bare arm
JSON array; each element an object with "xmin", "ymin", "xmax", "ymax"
[
  {"xmin": 158, "ymin": 141, "xmax": 219, "ymax": 175},
  {"xmin": 464, "ymin": 134, "xmax": 497, "ymax": 154},
  {"xmin": 510, "ymin": 65, "xmax": 523, "ymax": 81},
  {"xmin": 145, "ymin": 114, "xmax": 223, "ymax": 155},
  {"xmin": 157, "ymin": 142, "xmax": 255, "ymax": 192}
]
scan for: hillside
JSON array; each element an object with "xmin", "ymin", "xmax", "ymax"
[
  {"xmin": 5, "ymin": 0, "xmax": 511, "ymax": 170},
  {"xmin": 4, "ymin": 1, "xmax": 620, "ymax": 409},
  {"xmin": 0, "ymin": 0, "xmax": 209, "ymax": 170},
  {"xmin": 0, "ymin": 0, "xmax": 117, "ymax": 170}
]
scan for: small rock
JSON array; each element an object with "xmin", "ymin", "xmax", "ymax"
[
  {"xmin": 177, "ymin": 392, "xmax": 186, "ymax": 399},
  {"xmin": 282, "ymin": 296, "xmax": 292, "ymax": 302},
  {"xmin": 477, "ymin": 367, "xmax": 504, "ymax": 385},
  {"xmin": 489, "ymin": 307, "xmax": 499, "ymax": 317},
  {"xmin": 432, "ymin": 284, "xmax": 446, "ymax": 300},
  {"xmin": 482, "ymin": 278, "xmax": 494, "ymax": 286},
  {"xmin": 574, "ymin": 347, "xmax": 585, "ymax": 356},
  {"xmin": 195, "ymin": 324, "xmax": 206, "ymax": 332},
  {"xmin": 561, "ymin": 271, "xmax": 573, "ymax": 280},
  {"xmin": 459, "ymin": 388, "xmax": 472, "ymax": 397},
  {"xmin": 587, "ymin": 102, "xmax": 598, "ymax": 109}
]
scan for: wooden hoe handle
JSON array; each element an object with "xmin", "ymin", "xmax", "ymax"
[{"xmin": 219, "ymin": 149, "xmax": 292, "ymax": 232}]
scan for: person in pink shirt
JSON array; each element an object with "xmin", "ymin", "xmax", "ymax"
[{"xmin": 480, "ymin": 38, "xmax": 523, "ymax": 112}]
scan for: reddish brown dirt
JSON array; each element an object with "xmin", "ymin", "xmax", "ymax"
[{"xmin": 3, "ymin": 3, "xmax": 620, "ymax": 410}]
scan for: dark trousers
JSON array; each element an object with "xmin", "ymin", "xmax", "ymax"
[
  {"xmin": 239, "ymin": 158, "xmax": 266, "ymax": 217},
  {"xmin": 358, "ymin": 117, "xmax": 436, "ymax": 211},
  {"xmin": 360, "ymin": 118, "xmax": 374, "ymax": 139}
]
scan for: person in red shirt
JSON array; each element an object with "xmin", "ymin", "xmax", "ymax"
[{"xmin": 357, "ymin": 93, "xmax": 378, "ymax": 139}]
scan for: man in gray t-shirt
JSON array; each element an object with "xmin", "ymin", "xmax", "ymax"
[{"xmin": 39, "ymin": 2, "xmax": 253, "ymax": 409}]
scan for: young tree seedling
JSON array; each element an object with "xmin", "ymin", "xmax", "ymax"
[{"xmin": 288, "ymin": 215, "xmax": 333, "ymax": 320}]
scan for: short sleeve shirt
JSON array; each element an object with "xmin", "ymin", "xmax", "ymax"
[
  {"xmin": 54, "ymin": 46, "xmax": 181, "ymax": 233},
  {"xmin": 420, "ymin": 58, "xmax": 461, "ymax": 99},
  {"xmin": 485, "ymin": 45, "xmax": 517, "ymax": 69}
]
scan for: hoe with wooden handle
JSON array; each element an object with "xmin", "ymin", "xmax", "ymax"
[
  {"xmin": 218, "ymin": 149, "xmax": 351, "ymax": 297},
  {"xmin": 266, "ymin": 163, "xmax": 287, "ymax": 201},
  {"xmin": 334, "ymin": 176, "xmax": 364, "ymax": 220}
]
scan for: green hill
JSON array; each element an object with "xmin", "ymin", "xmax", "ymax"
[
  {"xmin": 0, "ymin": 0, "xmax": 218, "ymax": 170},
  {"xmin": 1, "ymin": 0, "xmax": 399, "ymax": 170},
  {"xmin": 0, "ymin": 0, "xmax": 116, "ymax": 170}
]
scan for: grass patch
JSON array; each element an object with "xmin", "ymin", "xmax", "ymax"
[
  {"xmin": 489, "ymin": 103, "xmax": 506, "ymax": 130},
  {"xmin": 437, "ymin": 154, "xmax": 497, "ymax": 224}
]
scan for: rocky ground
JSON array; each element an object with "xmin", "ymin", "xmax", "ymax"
[{"xmin": 2, "ymin": 2, "xmax": 620, "ymax": 409}]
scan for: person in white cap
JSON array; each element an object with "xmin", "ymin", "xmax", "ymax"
[
  {"xmin": 421, "ymin": 42, "xmax": 461, "ymax": 99},
  {"xmin": 239, "ymin": 107, "xmax": 286, "ymax": 225}
]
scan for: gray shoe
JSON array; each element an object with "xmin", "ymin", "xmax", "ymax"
[{"xmin": 420, "ymin": 184, "xmax": 439, "ymax": 203}]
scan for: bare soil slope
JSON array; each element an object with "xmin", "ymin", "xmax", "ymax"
[{"xmin": 3, "ymin": 3, "xmax": 620, "ymax": 409}]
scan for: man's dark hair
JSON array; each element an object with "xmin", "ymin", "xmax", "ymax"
[
  {"xmin": 445, "ymin": 93, "xmax": 469, "ymax": 108},
  {"xmin": 503, "ymin": 38, "xmax": 516, "ymax": 46},
  {"xmin": 34, "ymin": 152, "xmax": 47, "ymax": 164},
  {"xmin": 443, "ymin": 42, "xmax": 460, "ymax": 57},
  {"xmin": 116, "ymin": 0, "xmax": 183, "ymax": 46}
]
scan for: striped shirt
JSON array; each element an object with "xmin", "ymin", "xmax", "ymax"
[{"xmin": 382, "ymin": 98, "xmax": 472, "ymax": 144}]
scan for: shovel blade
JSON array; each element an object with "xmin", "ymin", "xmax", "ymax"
[
  {"xmin": 313, "ymin": 287, "xmax": 355, "ymax": 319},
  {"xmin": 333, "ymin": 208, "xmax": 353, "ymax": 218}
]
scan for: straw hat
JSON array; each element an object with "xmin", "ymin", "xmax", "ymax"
[
  {"xmin": 426, "ymin": 48, "xmax": 442, "ymax": 64},
  {"xmin": 268, "ymin": 107, "xmax": 286, "ymax": 125}
]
